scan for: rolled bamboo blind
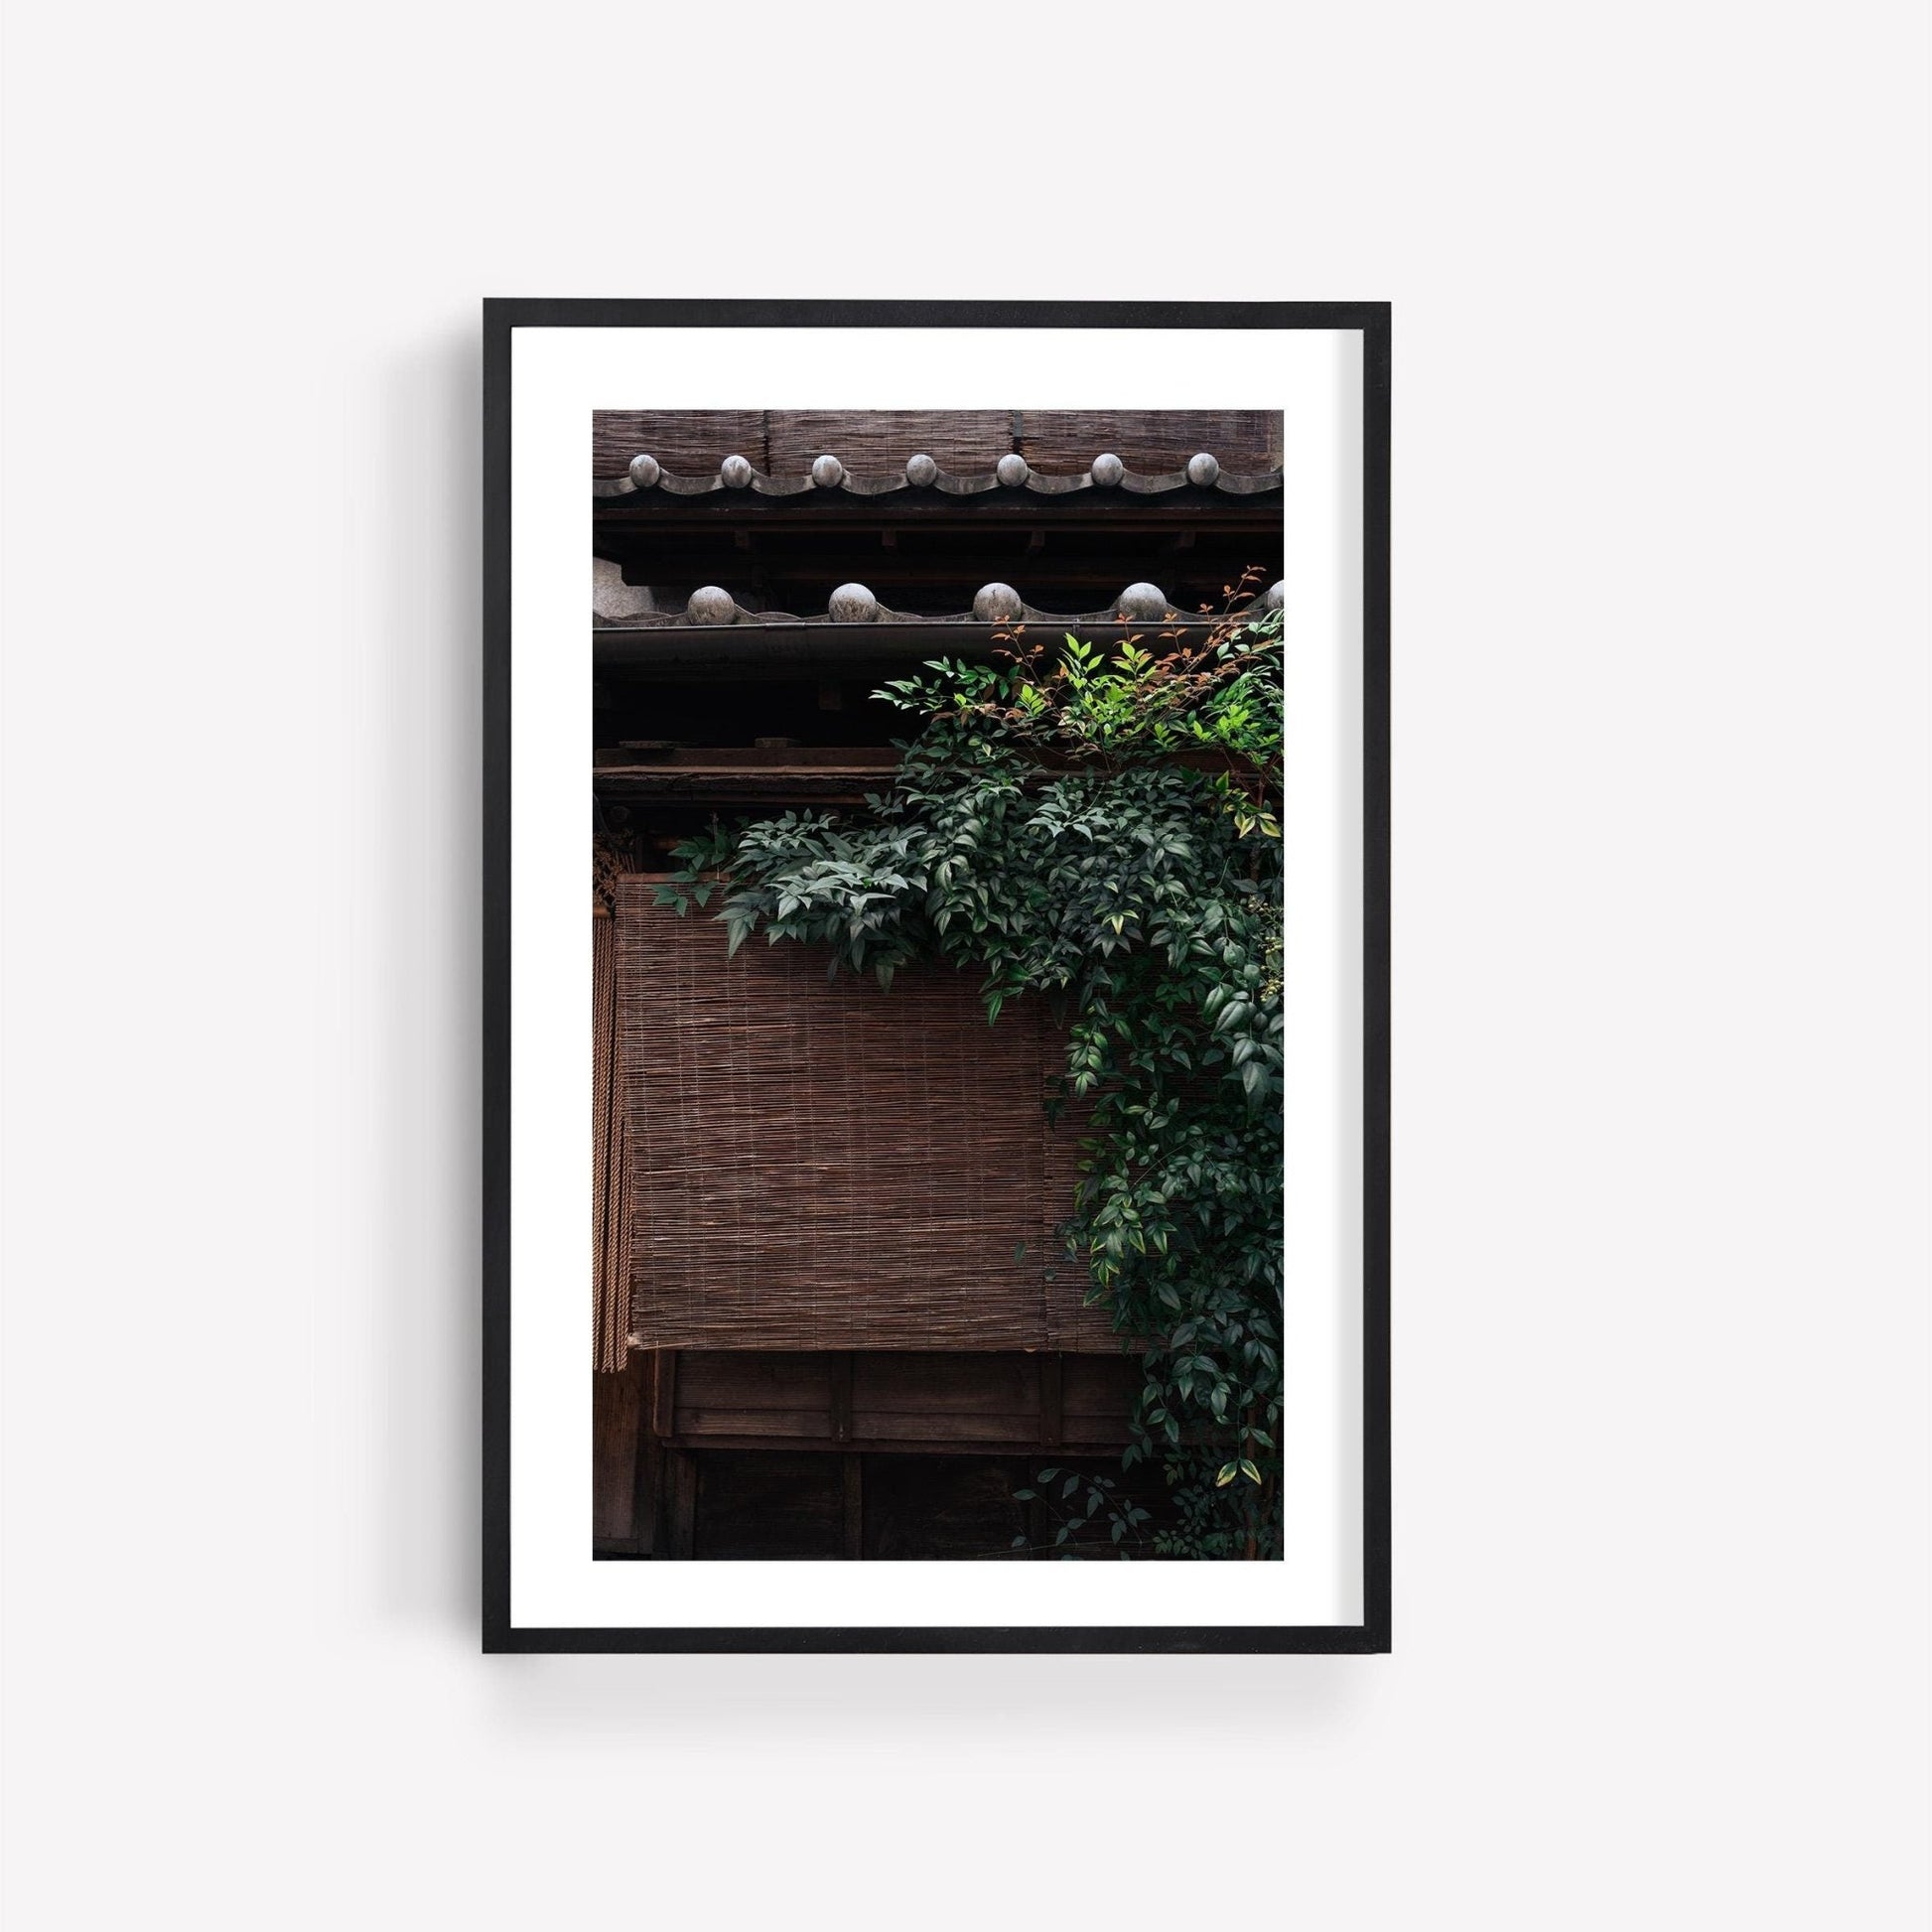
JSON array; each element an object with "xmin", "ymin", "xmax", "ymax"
[{"xmin": 616, "ymin": 882, "xmax": 1119, "ymax": 1353}]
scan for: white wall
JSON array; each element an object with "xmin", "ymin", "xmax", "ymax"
[{"xmin": 3, "ymin": 4, "xmax": 1926, "ymax": 1927}]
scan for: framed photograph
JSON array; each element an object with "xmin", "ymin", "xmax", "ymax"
[{"xmin": 483, "ymin": 300, "xmax": 1390, "ymax": 1652}]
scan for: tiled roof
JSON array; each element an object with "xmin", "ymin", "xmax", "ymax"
[
  {"xmin": 590, "ymin": 408, "xmax": 1283, "ymax": 482},
  {"xmin": 595, "ymin": 557, "xmax": 1283, "ymax": 630},
  {"xmin": 594, "ymin": 450, "xmax": 1283, "ymax": 503}
]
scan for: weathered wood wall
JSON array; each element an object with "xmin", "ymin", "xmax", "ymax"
[
  {"xmin": 592, "ymin": 1349, "xmax": 1144, "ymax": 1560},
  {"xmin": 664, "ymin": 1349, "xmax": 1137, "ymax": 1451}
]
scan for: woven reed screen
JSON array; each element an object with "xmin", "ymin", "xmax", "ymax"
[{"xmin": 616, "ymin": 882, "xmax": 1119, "ymax": 1352}]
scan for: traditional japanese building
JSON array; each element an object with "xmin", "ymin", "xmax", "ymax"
[{"xmin": 592, "ymin": 409, "xmax": 1283, "ymax": 1559}]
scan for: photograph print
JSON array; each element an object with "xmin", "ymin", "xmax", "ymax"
[{"xmin": 590, "ymin": 408, "xmax": 1287, "ymax": 1565}]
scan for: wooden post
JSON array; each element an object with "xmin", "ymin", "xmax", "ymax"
[
  {"xmin": 830, "ymin": 1351, "xmax": 854, "ymax": 1447},
  {"xmin": 842, "ymin": 1454, "xmax": 864, "ymax": 1561},
  {"xmin": 593, "ymin": 1352, "xmax": 653, "ymax": 1554},
  {"xmin": 631, "ymin": 1352, "xmax": 662, "ymax": 1556},
  {"xmin": 650, "ymin": 1346, "xmax": 679, "ymax": 1440},
  {"xmin": 1039, "ymin": 1353, "xmax": 1064, "ymax": 1449},
  {"xmin": 658, "ymin": 1449, "xmax": 698, "ymax": 1561},
  {"xmin": 1026, "ymin": 1476, "xmax": 1048, "ymax": 1563},
  {"xmin": 648, "ymin": 1354, "xmax": 697, "ymax": 1560}
]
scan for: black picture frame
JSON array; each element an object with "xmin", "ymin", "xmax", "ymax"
[{"xmin": 483, "ymin": 300, "xmax": 1391, "ymax": 1653}]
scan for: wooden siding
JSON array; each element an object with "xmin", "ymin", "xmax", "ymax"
[{"xmin": 593, "ymin": 1348, "xmax": 1143, "ymax": 1555}]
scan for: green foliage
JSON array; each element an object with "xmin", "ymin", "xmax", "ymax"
[
  {"xmin": 661, "ymin": 600, "xmax": 1285, "ymax": 1558},
  {"xmin": 1010, "ymin": 1468, "xmax": 1153, "ymax": 1558}
]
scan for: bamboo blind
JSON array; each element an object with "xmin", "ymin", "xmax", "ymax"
[{"xmin": 616, "ymin": 883, "xmax": 1118, "ymax": 1352}]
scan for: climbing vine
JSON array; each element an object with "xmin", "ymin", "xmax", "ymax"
[{"xmin": 658, "ymin": 587, "xmax": 1284, "ymax": 1557}]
